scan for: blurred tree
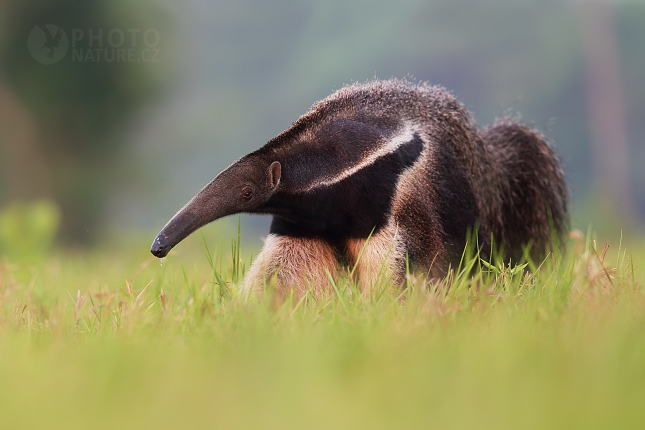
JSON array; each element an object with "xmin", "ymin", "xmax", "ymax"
[
  {"xmin": 577, "ymin": 1, "xmax": 633, "ymax": 224},
  {"xmin": 0, "ymin": 0, "xmax": 169, "ymax": 243}
]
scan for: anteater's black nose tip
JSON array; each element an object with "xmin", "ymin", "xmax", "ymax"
[{"xmin": 150, "ymin": 237, "xmax": 170, "ymax": 258}]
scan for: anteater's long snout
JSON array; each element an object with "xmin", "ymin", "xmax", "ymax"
[
  {"xmin": 150, "ymin": 234, "xmax": 173, "ymax": 258},
  {"xmin": 149, "ymin": 188, "xmax": 215, "ymax": 259},
  {"xmin": 150, "ymin": 173, "xmax": 237, "ymax": 258},
  {"xmin": 150, "ymin": 210, "xmax": 201, "ymax": 258}
]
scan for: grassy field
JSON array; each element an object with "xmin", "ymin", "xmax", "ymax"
[{"xmin": 1, "ymin": 226, "xmax": 644, "ymax": 430}]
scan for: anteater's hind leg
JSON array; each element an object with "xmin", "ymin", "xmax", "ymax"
[
  {"xmin": 345, "ymin": 221, "xmax": 406, "ymax": 294},
  {"xmin": 242, "ymin": 234, "xmax": 339, "ymax": 300}
]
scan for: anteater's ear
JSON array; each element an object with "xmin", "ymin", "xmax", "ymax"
[{"xmin": 269, "ymin": 161, "xmax": 281, "ymax": 189}]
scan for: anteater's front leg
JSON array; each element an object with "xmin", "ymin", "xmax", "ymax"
[
  {"xmin": 242, "ymin": 234, "xmax": 339, "ymax": 300},
  {"xmin": 345, "ymin": 221, "xmax": 406, "ymax": 294}
]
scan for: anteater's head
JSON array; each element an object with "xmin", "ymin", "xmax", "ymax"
[
  {"xmin": 151, "ymin": 80, "xmax": 429, "ymax": 258},
  {"xmin": 151, "ymin": 157, "xmax": 281, "ymax": 258}
]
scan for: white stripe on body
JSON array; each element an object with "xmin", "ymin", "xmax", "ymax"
[{"xmin": 299, "ymin": 122, "xmax": 417, "ymax": 192}]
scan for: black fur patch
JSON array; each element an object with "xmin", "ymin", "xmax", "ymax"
[
  {"xmin": 284, "ymin": 120, "xmax": 386, "ymax": 189},
  {"xmin": 265, "ymin": 133, "xmax": 424, "ymax": 242},
  {"xmin": 397, "ymin": 133, "xmax": 424, "ymax": 168}
]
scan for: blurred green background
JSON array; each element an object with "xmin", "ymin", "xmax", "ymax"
[{"xmin": 0, "ymin": 0, "xmax": 644, "ymax": 255}]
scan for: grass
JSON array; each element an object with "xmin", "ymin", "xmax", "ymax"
[{"xmin": 0, "ymin": 227, "xmax": 644, "ymax": 430}]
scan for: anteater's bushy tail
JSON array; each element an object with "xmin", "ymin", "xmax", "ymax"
[{"xmin": 482, "ymin": 118, "xmax": 568, "ymax": 262}]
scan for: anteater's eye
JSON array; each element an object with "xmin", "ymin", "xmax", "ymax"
[{"xmin": 241, "ymin": 187, "xmax": 253, "ymax": 200}]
